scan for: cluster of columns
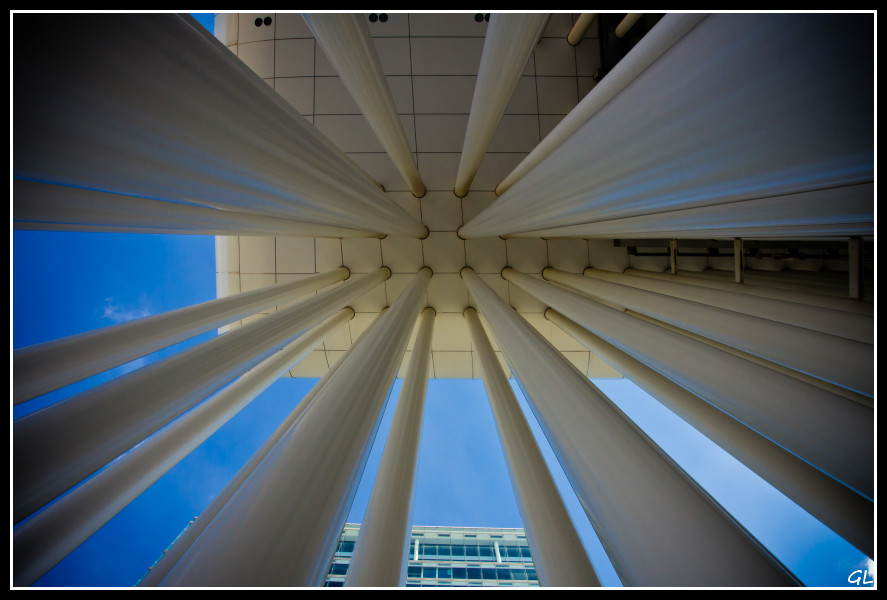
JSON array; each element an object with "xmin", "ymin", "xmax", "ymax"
[{"xmin": 12, "ymin": 10, "xmax": 873, "ymax": 589}]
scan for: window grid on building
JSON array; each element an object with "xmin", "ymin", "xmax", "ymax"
[{"xmin": 324, "ymin": 524, "xmax": 540, "ymax": 587}]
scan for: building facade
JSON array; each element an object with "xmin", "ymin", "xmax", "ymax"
[{"xmin": 325, "ymin": 525, "xmax": 540, "ymax": 587}]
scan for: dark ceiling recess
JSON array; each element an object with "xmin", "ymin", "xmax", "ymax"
[{"xmin": 597, "ymin": 14, "xmax": 665, "ymax": 78}]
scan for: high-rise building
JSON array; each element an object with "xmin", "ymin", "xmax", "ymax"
[
  {"xmin": 324, "ymin": 524, "xmax": 541, "ymax": 587},
  {"xmin": 12, "ymin": 12, "xmax": 873, "ymax": 588}
]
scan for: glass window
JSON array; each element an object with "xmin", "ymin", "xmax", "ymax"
[
  {"xmin": 527, "ymin": 568, "xmax": 538, "ymax": 581},
  {"xmin": 465, "ymin": 546, "xmax": 479, "ymax": 558},
  {"xmin": 481, "ymin": 568, "xmax": 497, "ymax": 580},
  {"xmin": 520, "ymin": 547, "xmax": 532, "ymax": 558},
  {"xmin": 437, "ymin": 545, "xmax": 451, "ymax": 558},
  {"xmin": 422, "ymin": 566, "xmax": 436, "ymax": 579},
  {"xmin": 338, "ymin": 540, "xmax": 355, "ymax": 554},
  {"xmin": 512, "ymin": 569, "xmax": 528, "ymax": 581},
  {"xmin": 407, "ymin": 566, "xmax": 422, "ymax": 578},
  {"xmin": 467, "ymin": 567, "xmax": 482, "ymax": 580},
  {"xmin": 438, "ymin": 567, "xmax": 452, "ymax": 579},
  {"xmin": 451, "ymin": 545, "xmax": 465, "ymax": 558},
  {"xmin": 423, "ymin": 544, "xmax": 437, "ymax": 557},
  {"xmin": 478, "ymin": 546, "xmax": 493, "ymax": 560},
  {"xmin": 452, "ymin": 568, "xmax": 467, "ymax": 579},
  {"xmin": 507, "ymin": 546, "xmax": 522, "ymax": 558},
  {"xmin": 329, "ymin": 563, "xmax": 348, "ymax": 576},
  {"xmin": 496, "ymin": 568, "xmax": 513, "ymax": 581},
  {"xmin": 326, "ymin": 581, "xmax": 343, "ymax": 587}
]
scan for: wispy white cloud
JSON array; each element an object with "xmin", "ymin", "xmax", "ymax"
[{"xmin": 101, "ymin": 297, "xmax": 152, "ymax": 323}]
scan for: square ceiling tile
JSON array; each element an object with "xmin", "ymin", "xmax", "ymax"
[
  {"xmin": 421, "ymin": 191, "xmax": 464, "ymax": 231},
  {"xmin": 216, "ymin": 272, "xmax": 240, "ymax": 299},
  {"xmin": 348, "ymin": 279, "xmax": 388, "ymax": 312},
  {"xmin": 367, "ymin": 12, "xmax": 410, "ymax": 37},
  {"xmin": 431, "ymin": 312, "xmax": 471, "ymax": 351},
  {"xmin": 274, "ymin": 38, "xmax": 315, "ymax": 77},
  {"xmin": 409, "ymin": 13, "xmax": 488, "ymax": 37},
  {"xmin": 372, "ymin": 37, "xmax": 413, "ymax": 75},
  {"xmin": 537, "ymin": 76, "xmax": 580, "ymax": 115},
  {"xmin": 314, "ymin": 76, "xmax": 360, "ymax": 114},
  {"xmin": 465, "ymin": 237, "xmax": 506, "ymax": 273},
  {"xmin": 532, "ymin": 37, "xmax": 577, "ymax": 76},
  {"xmin": 542, "ymin": 13, "xmax": 576, "ymax": 38},
  {"xmin": 422, "ymin": 232, "xmax": 466, "ymax": 273},
  {"xmin": 239, "ymin": 13, "xmax": 276, "ymax": 43},
  {"xmin": 521, "ymin": 313, "xmax": 553, "ymax": 343},
  {"xmin": 277, "ymin": 236, "xmax": 315, "ymax": 273},
  {"xmin": 412, "ymin": 76, "xmax": 476, "ymax": 114},
  {"xmin": 315, "ymin": 115, "xmax": 384, "ymax": 153},
  {"xmin": 488, "ymin": 115, "xmax": 540, "ymax": 153},
  {"xmin": 239, "ymin": 236, "xmax": 276, "ymax": 273},
  {"xmin": 504, "ymin": 77, "xmax": 539, "ymax": 114},
  {"xmin": 575, "ymin": 39, "xmax": 602, "ymax": 76},
  {"xmin": 506, "ymin": 238, "xmax": 548, "ymax": 273},
  {"xmin": 416, "ymin": 153, "xmax": 460, "ymax": 191},
  {"xmin": 549, "ymin": 320, "xmax": 587, "ymax": 351},
  {"xmin": 322, "ymin": 316, "xmax": 354, "ymax": 351},
  {"xmin": 382, "ymin": 236, "xmax": 424, "ymax": 273},
  {"xmin": 215, "ymin": 236, "xmax": 240, "ymax": 273},
  {"xmin": 471, "ymin": 153, "xmax": 526, "ymax": 191},
  {"xmin": 275, "ymin": 77, "xmax": 314, "ymax": 115},
  {"xmin": 315, "ymin": 238, "xmax": 343, "ymax": 272},
  {"xmin": 561, "ymin": 351, "xmax": 591, "ymax": 376},
  {"xmin": 415, "ymin": 115, "xmax": 468, "ymax": 153},
  {"xmin": 275, "ymin": 13, "xmax": 313, "ymax": 38},
  {"xmin": 432, "ymin": 351, "xmax": 473, "ymax": 378},
  {"xmin": 427, "ymin": 273, "xmax": 469, "ymax": 312},
  {"xmin": 237, "ymin": 40, "xmax": 275, "ymax": 79},
  {"xmin": 410, "ymin": 37, "xmax": 484, "ymax": 75},
  {"xmin": 342, "ymin": 237, "xmax": 383, "ymax": 273},
  {"xmin": 548, "ymin": 238, "xmax": 589, "ymax": 273}
]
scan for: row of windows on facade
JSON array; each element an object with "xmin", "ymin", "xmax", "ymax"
[
  {"xmin": 326, "ymin": 565, "xmax": 540, "ymax": 586},
  {"xmin": 333, "ymin": 539, "xmax": 534, "ymax": 560}
]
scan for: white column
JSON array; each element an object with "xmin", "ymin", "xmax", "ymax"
[
  {"xmin": 303, "ymin": 14, "xmax": 426, "ymax": 198},
  {"xmin": 501, "ymin": 267, "xmax": 873, "ymax": 501},
  {"xmin": 13, "ymin": 268, "xmax": 390, "ymax": 524},
  {"xmin": 345, "ymin": 307, "xmax": 435, "ymax": 587},
  {"xmin": 138, "ymin": 311, "xmax": 386, "ymax": 587},
  {"xmin": 494, "ymin": 13, "xmax": 705, "ymax": 197},
  {"xmin": 158, "ymin": 268, "xmax": 432, "ymax": 587},
  {"xmin": 542, "ymin": 268, "xmax": 873, "ymax": 397},
  {"xmin": 465, "ymin": 307, "xmax": 600, "ymax": 587},
  {"xmin": 13, "ymin": 309, "xmax": 354, "ymax": 587},
  {"xmin": 567, "ymin": 13, "xmax": 597, "ymax": 45},
  {"xmin": 545, "ymin": 308, "xmax": 873, "ymax": 559},
  {"xmin": 14, "ymin": 14, "xmax": 426, "ymax": 238},
  {"xmin": 626, "ymin": 268, "xmax": 874, "ymax": 316},
  {"xmin": 462, "ymin": 14, "xmax": 872, "ymax": 238},
  {"xmin": 461, "ymin": 268, "xmax": 797, "ymax": 586},
  {"xmin": 586, "ymin": 268, "xmax": 873, "ymax": 344},
  {"xmin": 453, "ymin": 14, "xmax": 550, "ymax": 197},
  {"xmin": 14, "ymin": 267, "xmax": 349, "ymax": 405},
  {"xmin": 12, "ymin": 179, "xmax": 384, "ymax": 238}
]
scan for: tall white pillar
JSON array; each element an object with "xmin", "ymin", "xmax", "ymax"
[
  {"xmin": 14, "ymin": 267, "xmax": 350, "ymax": 405},
  {"xmin": 545, "ymin": 308, "xmax": 873, "ymax": 559},
  {"xmin": 495, "ymin": 14, "xmax": 706, "ymax": 197},
  {"xmin": 542, "ymin": 268, "xmax": 873, "ymax": 397},
  {"xmin": 138, "ymin": 311, "xmax": 386, "ymax": 587},
  {"xmin": 461, "ymin": 268, "xmax": 798, "ymax": 587},
  {"xmin": 158, "ymin": 268, "xmax": 432, "ymax": 587},
  {"xmin": 465, "ymin": 307, "xmax": 600, "ymax": 587},
  {"xmin": 626, "ymin": 268, "xmax": 874, "ymax": 316},
  {"xmin": 461, "ymin": 14, "xmax": 872, "ymax": 238},
  {"xmin": 567, "ymin": 13, "xmax": 597, "ymax": 45},
  {"xmin": 13, "ymin": 268, "xmax": 391, "ymax": 524},
  {"xmin": 453, "ymin": 14, "xmax": 550, "ymax": 197},
  {"xmin": 501, "ymin": 267, "xmax": 873, "ymax": 501},
  {"xmin": 303, "ymin": 14, "xmax": 426, "ymax": 198},
  {"xmin": 12, "ymin": 179, "xmax": 384, "ymax": 238},
  {"xmin": 13, "ymin": 14, "xmax": 427, "ymax": 238},
  {"xmin": 13, "ymin": 309, "xmax": 355, "ymax": 587},
  {"xmin": 585, "ymin": 268, "xmax": 873, "ymax": 344},
  {"xmin": 345, "ymin": 307, "xmax": 436, "ymax": 587}
]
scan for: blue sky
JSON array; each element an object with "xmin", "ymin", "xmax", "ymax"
[{"xmin": 11, "ymin": 12, "xmax": 873, "ymax": 589}]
